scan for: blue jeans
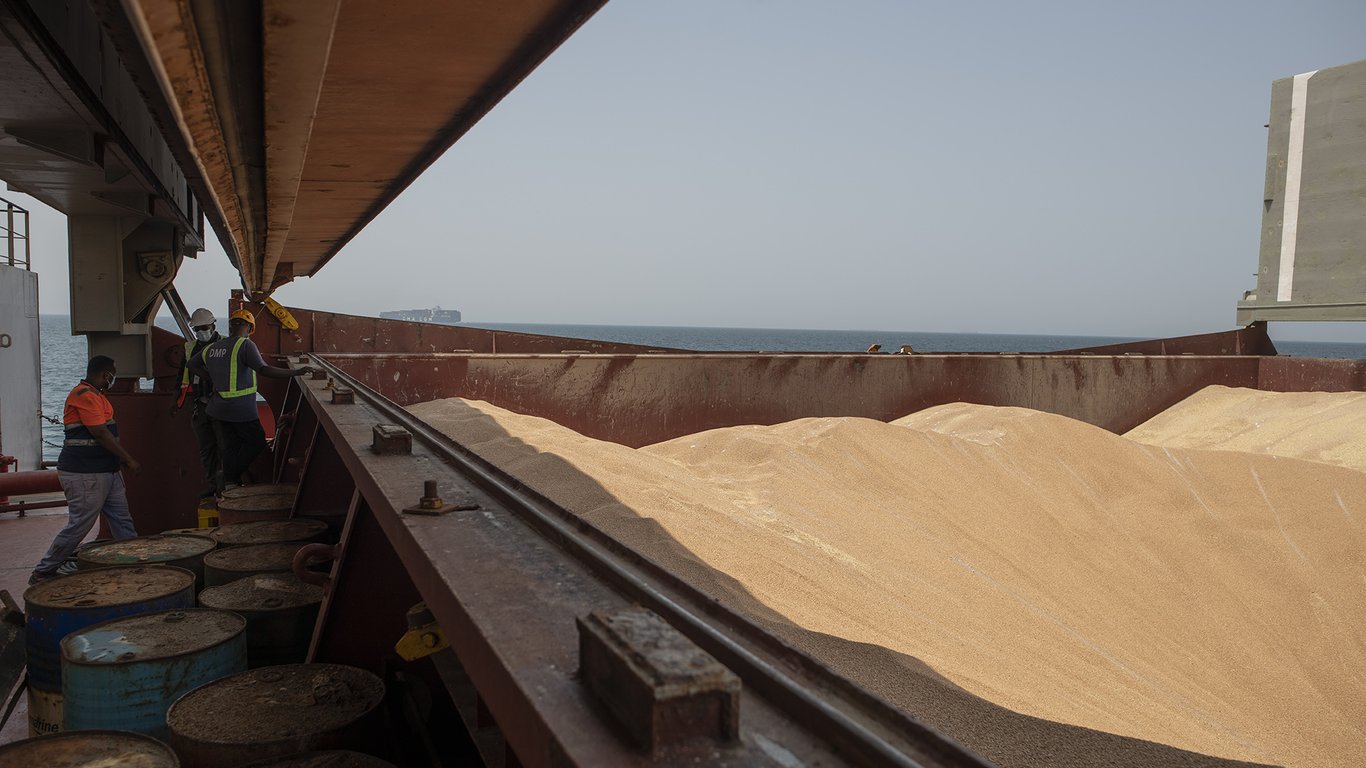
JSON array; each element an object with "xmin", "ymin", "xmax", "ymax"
[{"xmin": 34, "ymin": 471, "xmax": 138, "ymax": 574}]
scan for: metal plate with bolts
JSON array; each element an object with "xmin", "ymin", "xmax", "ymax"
[
  {"xmin": 372, "ymin": 425, "xmax": 412, "ymax": 455},
  {"xmin": 401, "ymin": 480, "xmax": 480, "ymax": 516},
  {"xmin": 578, "ymin": 607, "xmax": 740, "ymax": 753}
]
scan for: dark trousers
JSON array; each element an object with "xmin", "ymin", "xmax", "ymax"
[
  {"xmin": 190, "ymin": 405, "xmax": 220, "ymax": 497},
  {"xmin": 213, "ymin": 418, "xmax": 267, "ymax": 491}
]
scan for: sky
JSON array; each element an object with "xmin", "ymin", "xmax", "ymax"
[{"xmin": 13, "ymin": 0, "xmax": 1366, "ymax": 341}]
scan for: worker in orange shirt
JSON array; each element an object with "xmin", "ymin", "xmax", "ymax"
[{"xmin": 30, "ymin": 355, "xmax": 140, "ymax": 584}]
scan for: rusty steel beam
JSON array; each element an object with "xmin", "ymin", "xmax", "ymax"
[
  {"xmin": 292, "ymin": 354, "xmax": 992, "ymax": 768},
  {"xmin": 1054, "ymin": 323, "xmax": 1279, "ymax": 356}
]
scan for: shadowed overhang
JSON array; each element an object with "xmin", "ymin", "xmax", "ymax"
[{"xmin": 118, "ymin": 0, "xmax": 608, "ymax": 297}]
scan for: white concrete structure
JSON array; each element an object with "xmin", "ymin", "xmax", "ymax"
[{"xmin": 0, "ymin": 264, "xmax": 40, "ymax": 470}]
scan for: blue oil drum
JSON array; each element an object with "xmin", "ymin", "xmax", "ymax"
[
  {"xmin": 23, "ymin": 566, "xmax": 196, "ymax": 736},
  {"xmin": 77, "ymin": 534, "xmax": 216, "ymax": 588},
  {"xmin": 0, "ymin": 729, "xmax": 180, "ymax": 766},
  {"xmin": 62, "ymin": 608, "xmax": 248, "ymax": 738}
]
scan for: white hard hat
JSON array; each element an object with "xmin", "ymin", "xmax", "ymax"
[{"xmin": 189, "ymin": 308, "xmax": 216, "ymax": 326}]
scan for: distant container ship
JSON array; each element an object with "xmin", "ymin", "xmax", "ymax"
[{"xmin": 379, "ymin": 306, "xmax": 462, "ymax": 324}]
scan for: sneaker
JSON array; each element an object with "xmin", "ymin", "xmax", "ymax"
[
  {"xmin": 55, "ymin": 561, "xmax": 79, "ymax": 576},
  {"xmin": 28, "ymin": 570, "xmax": 55, "ymax": 585}
]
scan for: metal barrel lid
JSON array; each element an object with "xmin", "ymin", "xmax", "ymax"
[
  {"xmin": 163, "ymin": 526, "xmax": 218, "ymax": 539},
  {"xmin": 203, "ymin": 542, "xmax": 327, "ymax": 574},
  {"xmin": 242, "ymin": 750, "xmax": 396, "ymax": 767},
  {"xmin": 220, "ymin": 483, "xmax": 298, "ymax": 501},
  {"xmin": 199, "ymin": 573, "xmax": 324, "ymax": 612},
  {"xmin": 216, "ymin": 493, "xmax": 295, "ymax": 513},
  {"xmin": 167, "ymin": 664, "xmax": 384, "ymax": 745},
  {"xmin": 211, "ymin": 519, "xmax": 328, "ymax": 547},
  {"xmin": 0, "ymin": 729, "xmax": 180, "ymax": 766},
  {"xmin": 62, "ymin": 608, "xmax": 247, "ymax": 666},
  {"xmin": 78, "ymin": 535, "xmax": 215, "ymax": 566},
  {"xmin": 25, "ymin": 566, "xmax": 197, "ymax": 609}
]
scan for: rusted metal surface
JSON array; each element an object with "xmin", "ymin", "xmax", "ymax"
[
  {"xmin": 199, "ymin": 574, "xmax": 324, "ymax": 668},
  {"xmin": 204, "ymin": 542, "xmax": 327, "ymax": 587},
  {"xmin": 326, "ymin": 352, "xmax": 1266, "ymax": 446},
  {"xmin": 166, "ymin": 663, "xmax": 386, "ymax": 767},
  {"xmin": 76, "ymin": 535, "xmax": 215, "ymax": 588},
  {"xmin": 221, "ymin": 483, "xmax": 299, "ymax": 500},
  {"xmin": 242, "ymin": 299, "xmax": 682, "ymax": 357},
  {"xmin": 1256, "ymin": 355, "xmax": 1366, "ymax": 391},
  {"xmin": 370, "ymin": 425, "xmax": 412, "ymax": 455},
  {"xmin": 1054, "ymin": 323, "xmax": 1279, "ymax": 356},
  {"xmin": 578, "ymin": 607, "xmax": 741, "ymax": 753},
  {"xmin": 0, "ymin": 729, "xmax": 180, "ymax": 766},
  {"xmin": 216, "ymin": 493, "xmax": 296, "ymax": 525},
  {"xmin": 210, "ymin": 520, "xmax": 329, "ymax": 548},
  {"xmin": 295, "ymin": 357, "xmax": 991, "ymax": 767}
]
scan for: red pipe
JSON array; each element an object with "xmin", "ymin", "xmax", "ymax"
[{"xmin": 0, "ymin": 470, "xmax": 62, "ymax": 496}]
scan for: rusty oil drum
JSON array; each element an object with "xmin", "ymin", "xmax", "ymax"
[
  {"xmin": 61, "ymin": 608, "xmax": 248, "ymax": 738},
  {"xmin": 216, "ymin": 489, "xmax": 296, "ymax": 525},
  {"xmin": 202, "ymin": 542, "xmax": 329, "ymax": 587},
  {"xmin": 242, "ymin": 750, "xmax": 397, "ymax": 767},
  {"xmin": 23, "ymin": 566, "xmax": 197, "ymax": 736},
  {"xmin": 77, "ymin": 534, "xmax": 216, "ymax": 588},
  {"xmin": 163, "ymin": 526, "xmax": 218, "ymax": 539},
  {"xmin": 0, "ymin": 729, "xmax": 180, "ymax": 766},
  {"xmin": 166, "ymin": 663, "xmax": 386, "ymax": 767},
  {"xmin": 198, "ymin": 573, "xmax": 324, "ymax": 667},
  {"xmin": 220, "ymin": 482, "xmax": 298, "ymax": 501},
  {"xmin": 211, "ymin": 519, "xmax": 328, "ymax": 548}
]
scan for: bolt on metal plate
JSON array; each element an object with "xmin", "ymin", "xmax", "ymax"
[
  {"xmin": 330, "ymin": 388, "xmax": 354, "ymax": 404},
  {"xmin": 402, "ymin": 480, "xmax": 480, "ymax": 515},
  {"xmin": 371, "ymin": 424, "xmax": 412, "ymax": 455},
  {"xmin": 577, "ymin": 607, "xmax": 740, "ymax": 753}
]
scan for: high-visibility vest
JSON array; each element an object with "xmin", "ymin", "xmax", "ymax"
[
  {"xmin": 218, "ymin": 336, "xmax": 259, "ymax": 399},
  {"xmin": 180, "ymin": 340, "xmax": 211, "ymax": 386}
]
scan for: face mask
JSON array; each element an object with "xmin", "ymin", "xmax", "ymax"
[
  {"xmin": 194, "ymin": 328, "xmax": 215, "ymax": 342},
  {"xmin": 101, "ymin": 372, "xmax": 116, "ymax": 391}
]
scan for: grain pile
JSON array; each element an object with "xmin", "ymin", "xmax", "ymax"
[
  {"xmin": 1126, "ymin": 384, "xmax": 1366, "ymax": 472},
  {"xmin": 410, "ymin": 397, "xmax": 1366, "ymax": 768}
]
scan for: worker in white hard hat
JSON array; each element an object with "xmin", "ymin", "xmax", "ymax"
[
  {"xmin": 170, "ymin": 307, "xmax": 223, "ymax": 499},
  {"xmin": 189, "ymin": 308, "xmax": 314, "ymax": 494}
]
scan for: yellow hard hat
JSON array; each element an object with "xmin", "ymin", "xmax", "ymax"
[{"xmin": 228, "ymin": 309, "xmax": 256, "ymax": 330}]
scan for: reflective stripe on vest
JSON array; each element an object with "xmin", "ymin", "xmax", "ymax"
[
  {"xmin": 220, "ymin": 336, "xmax": 258, "ymax": 399},
  {"xmin": 181, "ymin": 339, "xmax": 211, "ymax": 385}
]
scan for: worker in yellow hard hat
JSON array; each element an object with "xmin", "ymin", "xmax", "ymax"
[{"xmin": 188, "ymin": 308, "xmax": 314, "ymax": 495}]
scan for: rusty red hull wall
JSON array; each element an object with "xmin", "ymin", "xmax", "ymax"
[
  {"xmin": 326, "ymin": 353, "xmax": 1274, "ymax": 447},
  {"xmin": 234, "ymin": 297, "xmax": 681, "ymax": 356}
]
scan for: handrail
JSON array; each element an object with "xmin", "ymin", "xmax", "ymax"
[{"xmin": 0, "ymin": 196, "xmax": 31, "ymax": 270}]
